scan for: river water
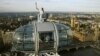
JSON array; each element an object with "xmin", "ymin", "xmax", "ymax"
[{"xmin": 59, "ymin": 47, "xmax": 100, "ymax": 56}]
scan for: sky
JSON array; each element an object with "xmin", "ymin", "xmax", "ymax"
[{"xmin": 0, "ymin": 0, "xmax": 100, "ymax": 12}]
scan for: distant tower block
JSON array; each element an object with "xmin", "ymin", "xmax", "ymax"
[{"xmin": 71, "ymin": 16, "xmax": 77, "ymax": 29}]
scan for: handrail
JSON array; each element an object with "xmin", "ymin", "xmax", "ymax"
[{"xmin": 52, "ymin": 23, "xmax": 59, "ymax": 55}]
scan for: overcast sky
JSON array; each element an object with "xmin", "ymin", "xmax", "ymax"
[{"xmin": 0, "ymin": 0, "xmax": 100, "ymax": 12}]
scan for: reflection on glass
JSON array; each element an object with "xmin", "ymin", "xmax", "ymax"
[
  {"xmin": 39, "ymin": 32, "xmax": 54, "ymax": 51},
  {"xmin": 56, "ymin": 24, "xmax": 72, "ymax": 47},
  {"xmin": 12, "ymin": 25, "xmax": 35, "ymax": 51}
]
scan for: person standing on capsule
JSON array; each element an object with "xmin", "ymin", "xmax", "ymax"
[{"xmin": 35, "ymin": 2, "xmax": 44, "ymax": 23}]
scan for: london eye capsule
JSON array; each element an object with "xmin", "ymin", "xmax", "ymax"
[
  {"xmin": 12, "ymin": 21, "xmax": 73, "ymax": 53},
  {"xmin": 11, "ymin": 2, "xmax": 73, "ymax": 56}
]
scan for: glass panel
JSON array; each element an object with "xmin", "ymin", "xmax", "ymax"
[
  {"xmin": 56, "ymin": 24, "xmax": 72, "ymax": 47},
  {"xmin": 39, "ymin": 32, "xmax": 54, "ymax": 51},
  {"xmin": 12, "ymin": 24, "xmax": 35, "ymax": 51},
  {"xmin": 16, "ymin": 43, "xmax": 24, "ymax": 51},
  {"xmin": 59, "ymin": 30, "xmax": 68, "ymax": 39},
  {"xmin": 24, "ymin": 43, "xmax": 35, "ymax": 51}
]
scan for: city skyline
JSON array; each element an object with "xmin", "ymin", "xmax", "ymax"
[{"xmin": 0, "ymin": 0, "xmax": 100, "ymax": 12}]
